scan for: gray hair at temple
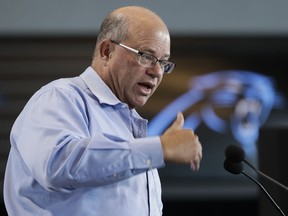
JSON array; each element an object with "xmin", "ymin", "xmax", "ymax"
[{"xmin": 93, "ymin": 12, "xmax": 129, "ymax": 58}]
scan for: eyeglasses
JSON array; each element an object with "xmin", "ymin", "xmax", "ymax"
[{"xmin": 111, "ymin": 40, "xmax": 176, "ymax": 74}]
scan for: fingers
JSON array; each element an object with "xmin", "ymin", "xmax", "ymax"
[
  {"xmin": 190, "ymin": 160, "xmax": 199, "ymax": 171},
  {"xmin": 190, "ymin": 140, "xmax": 202, "ymax": 171},
  {"xmin": 190, "ymin": 150, "xmax": 202, "ymax": 171}
]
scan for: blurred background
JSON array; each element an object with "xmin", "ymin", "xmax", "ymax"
[{"xmin": 1, "ymin": 1, "xmax": 288, "ymax": 215}]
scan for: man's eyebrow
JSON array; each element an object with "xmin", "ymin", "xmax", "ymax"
[{"xmin": 141, "ymin": 47, "xmax": 171, "ymax": 59}]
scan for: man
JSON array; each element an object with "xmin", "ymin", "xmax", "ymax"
[{"xmin": 4, "ymin": 6, "xmax": 202, "ymax": 216}]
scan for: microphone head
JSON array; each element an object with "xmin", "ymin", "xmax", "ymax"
[
  {"xmin": 224, "ymin": 158, "xmax": 243, "ymax": 175},
  {"xmin": 225, "ymin": 145, "xmax": 245, "ymax": 163}
]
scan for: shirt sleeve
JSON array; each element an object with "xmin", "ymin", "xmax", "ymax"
[{"xmin": 11, "ymin": 86, "xmax": 164, "ymax": 192}]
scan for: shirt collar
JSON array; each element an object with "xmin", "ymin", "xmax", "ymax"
[{"xmin": 80, "ymin": 66, "xmax": 124, "ymax": 107}]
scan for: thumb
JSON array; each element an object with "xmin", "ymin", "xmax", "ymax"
[{"xmin": 170, "ymin": 112, "xmax": 184, "ymax": 130}]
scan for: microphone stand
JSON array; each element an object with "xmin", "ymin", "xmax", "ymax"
[
  {"xmin": 243, "ymin": 159, "xmax": 288, "ymax": 191},
  {"xmin": 241, "ymin": 171, "xmax": 286, "ymax": 216}
]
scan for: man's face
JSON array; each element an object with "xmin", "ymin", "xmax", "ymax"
[{"xmin": 107, "ymin": 31, "xmax": 171, "ymax": 108}]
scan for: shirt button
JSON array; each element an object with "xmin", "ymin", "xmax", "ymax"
[{"xmin": 146, "ymin": 159, "xmax": 152, "ymax": 167}]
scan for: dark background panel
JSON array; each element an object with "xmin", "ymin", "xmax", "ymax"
[
  {"xmin": 1, "ymin": 35, "xmax": 288, "ymax": 215},
  {"xmin": 258, "ymin": 127, "xmax": 288, "ymax": 216}
]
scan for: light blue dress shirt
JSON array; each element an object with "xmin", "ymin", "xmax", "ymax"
[{"xmin": 4, "ymin": 67, "xmax": 165, "ymax": 216}]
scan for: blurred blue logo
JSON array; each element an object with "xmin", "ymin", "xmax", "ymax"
[{"xmin": 148, "ymin": 70, "xmax": 285, "ymax": 156}]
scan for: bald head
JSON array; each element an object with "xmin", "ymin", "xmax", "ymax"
[
  {"xmin": 113, "ymin": 6, "xmax": 168, "ymax": 31},
  {"xmin": 94, "ymin": 6, "xmax": 170, "ymax": 57}
]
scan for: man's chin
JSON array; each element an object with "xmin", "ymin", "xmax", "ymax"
[{"xmin": 131, "ymin": 97, "xmax": 149, "ymax": 108}]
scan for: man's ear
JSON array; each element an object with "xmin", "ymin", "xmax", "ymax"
[{"xmin": 99, "ymin": 40, "xmax": 114, "ymax": 65}]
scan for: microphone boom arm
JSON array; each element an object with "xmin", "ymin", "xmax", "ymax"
[
  {"xmin": 244, "ymin": 159, "xmax": 288, "ymax": 192},
  {"xmin": 242, "ymin": 171, "xmax": 286, "ymax": 216}
]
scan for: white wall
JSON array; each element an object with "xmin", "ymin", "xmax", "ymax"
[{"xmin": 1, "ymin": 0, "xmax": 288, "ymax": 36}]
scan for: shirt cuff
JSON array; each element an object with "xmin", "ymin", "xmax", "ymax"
[{"xmin": 131, "ymin": 136, "xmax": 164, "ymax": 170}]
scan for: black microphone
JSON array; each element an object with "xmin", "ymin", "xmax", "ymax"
[
  {"xmin": 223, "ymin": 158, "xmax": 243, "ymax": 175},
  {"xmin": 225, "ymin": 145, "xmax": 288, "ymax": 191},
  {"xmin": 224, "ymin": 158, "xmax": 286, "ymax": 216}
]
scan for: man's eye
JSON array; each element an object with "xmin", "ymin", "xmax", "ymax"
[{"xmin": 142, "ymin": 54, "xmax": 154, "ymax": 61}]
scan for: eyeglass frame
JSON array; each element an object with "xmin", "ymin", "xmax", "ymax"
[{"xmin": 110, "ymin": 40, "xmax": 176, "ymax": 74}]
